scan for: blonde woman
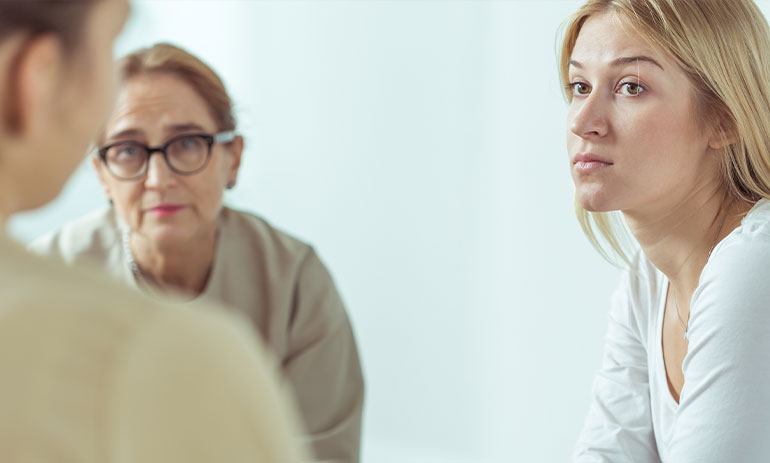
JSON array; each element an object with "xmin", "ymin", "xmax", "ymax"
[
  {"xmin": 562, "ymin": 0, "xmax": 770, "ymax": 461},
  {"xmin": 0, "ymin": 0, "xmax": 305, "ymax": 461}
]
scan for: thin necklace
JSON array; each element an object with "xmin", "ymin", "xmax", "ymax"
[
  {"xmin": 121, "ymin": 225, "xmax": 217, "ymax": 297},
  {"xmin": 673, "ymin": 292, "xmax": 688, "ymax": 340},
  {"xmin": 122, "ymin": 227, "xmax": 143, "ymax": 283},
  {"xmin": 672, "ymin": 199, "xmax": 734, "ymax": 340},
  {"xmin": 121, "ymin": 227, "xmax": 136, "ymax": 272}
]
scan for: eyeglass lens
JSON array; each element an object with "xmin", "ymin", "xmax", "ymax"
[{"xmin": 104, "ymin": 135, "xmax": 210, "ymax": 179}]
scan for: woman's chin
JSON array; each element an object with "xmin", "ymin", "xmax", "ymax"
[
  {"xmin": 143, "ymin": 226, "xmax": 191, "ymax": 249},
  {"xmin": 575, "ymin": 189, "xmax": 615, "ymax": 213},
  {"xmin": 579, "ymin": 202, "xmax": 613, "ymax": 213}
]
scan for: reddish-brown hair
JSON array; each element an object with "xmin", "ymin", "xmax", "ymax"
[{"xmin": 115, "ymin": 43, "xmax": 236, "ymax": 133}]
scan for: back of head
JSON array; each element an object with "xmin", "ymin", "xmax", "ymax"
[
  {"xmin": 0, "ymin": 0, "xmax": 126, "ymax": 216},
  {"xmin": 0, "ymin": 1, "xmax": 96, "ymax": 49},
  {"xmin": 0, "ymin": 0, "xmax": 96, "ymax": 132},
  {"xmin": 559, "ymin": 0, "xmax": 770, "ymax": 264}
]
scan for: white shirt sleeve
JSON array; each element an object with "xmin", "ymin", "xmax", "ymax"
[
  {"xmin": 669, "ymin": 230, "xmax": 770, "ymax": 462},
  {"xmin": 573, "ymin": 268, "xmax": 661, "ymax": 463}
]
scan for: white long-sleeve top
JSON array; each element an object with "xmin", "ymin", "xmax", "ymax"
[{"xmin": 574, "ymin": 198, "xmax": 770, "ymax": 463}]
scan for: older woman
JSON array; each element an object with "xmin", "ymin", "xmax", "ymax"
[
  {"xmin": 562, "ymin": 0, "xmax": 770, "ymax": 461},
  {"xmin": 32, "ymin": 42, "xmax": 364, "ymax": 463},
  {"xmin": 0, "ymin": 1, "xmax": 304, "ymax": 462}
]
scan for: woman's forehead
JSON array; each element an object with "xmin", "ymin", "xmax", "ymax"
[
  {"xmin": 570, "ymin": 14, "xmax": 668, "ymax": 70},
  {"xmin": 106, "ymin": 74, "xmax": 217, "ymax": 140}
]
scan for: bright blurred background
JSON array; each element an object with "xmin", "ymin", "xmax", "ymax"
[{"xmin": 15, "ymin": 0, "xmax": 754, "ymax": 461}]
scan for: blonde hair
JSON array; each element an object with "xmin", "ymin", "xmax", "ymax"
[{"xmin": 559, "ymin": 0, "xmax": 770, "ymax": 266}]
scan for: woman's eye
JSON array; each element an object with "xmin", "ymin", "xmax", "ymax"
[
  {"xmin": 178, "ymin": 136, "xmax": 204, "ymax": 151},
  {"xmin": 116, "ymin": 145, "xmax": 140, "ymax": 157},
  {"xmin": 570, "ymin": 82, "xmax": 591, "ymax": 96},
  {"xmin": 618, "ymin": 82, "xmax": 645, "ymax": 96}
]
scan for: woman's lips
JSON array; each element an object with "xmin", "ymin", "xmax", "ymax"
[
  {"xmin": 147, "ymin": 205, "xmax": 185, "ymax": 217},
  {"xmin": 574, "ymin": 160, "xmax": 612, "ymax": 173},
  {"xmin": 573, "ymin": 153, "xmax": 613, "ymax": 173}
]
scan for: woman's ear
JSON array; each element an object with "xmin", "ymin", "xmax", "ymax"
[
  {"xmin": 226, "ymin": 135, "xmax": 244, "ymax": 188},
  {"xmin": 92, "ymin": 155, "xmax": 112, "ymax": 200},
  {"xmin": 708, "ymin": 121, "xmax": 738, "ymax": 150},
  {"xmin": 7, "ymin": 34, "xmax": 64, "ymax": 138}
]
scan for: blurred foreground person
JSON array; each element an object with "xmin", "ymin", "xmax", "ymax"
[{"xmin": 0, "ymin": 1, "xmax": 306, "ymax": 461}]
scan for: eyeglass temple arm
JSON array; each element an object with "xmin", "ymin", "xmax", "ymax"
[{"xmin": 214, "ymin": 131, "xmax": 237, "ymax": 144}]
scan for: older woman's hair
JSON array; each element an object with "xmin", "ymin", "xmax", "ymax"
[
  {"xmin": 115, "ymin": 43, "xmax": 236, "ymax": 133},
  {"xmin": 559, "ymin": 0, "xmax": 770, "ymax": 266}
]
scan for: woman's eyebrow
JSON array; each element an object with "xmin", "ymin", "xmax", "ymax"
[
  {"xmin": 105, "ymin": 128, "xmax": 143, "ymax": 142},
  {"xmin": 163, "ymin": 123, "xmax": 207, "ymax": 134},
  {"xmin": 104, "ymin": 124, "xmax": 207, "ymax": 145},
  {"xmin": 569, "ymin": 55, "xmax": 664, "ymax": 71}
]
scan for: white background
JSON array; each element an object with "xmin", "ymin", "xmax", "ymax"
[{"xmin": 13, "ymin": 1, "xmax": 757, "ymax": 461}]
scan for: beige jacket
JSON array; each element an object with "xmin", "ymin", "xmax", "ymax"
[
  {"xmin": 0, "ymin": 230, "xmax": 306, "ymax": 462},
  {"xmin": 31, "ymin": 206, "xmax": 364, "ymax": 463}
]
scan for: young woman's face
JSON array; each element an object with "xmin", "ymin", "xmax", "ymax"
[
  {"xmin": 96, "ymin": 72, "xmax": 242, "ymax": 248},
  {"xmin": 566, "ymin": 14, "xmax": 720, "ymax": 217}
]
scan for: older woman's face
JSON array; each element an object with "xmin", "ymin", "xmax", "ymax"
[
  {"xmin": 566, "ymin": 14, "xmax": 722, "ymax": 218},
  {"xmin": 96, "ymin": 73, "xmax": 242, "ymax": 247}
]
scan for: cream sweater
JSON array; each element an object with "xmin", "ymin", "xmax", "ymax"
[
  {"xmin": 31, "ymin": 206, "xmax": 364, "ymax": 463},
  {"xmin": 1, "ymin": 231, "xmax": 306, "ymax": 462}
]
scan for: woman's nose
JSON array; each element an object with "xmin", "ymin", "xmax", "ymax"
[
  {"xmin": 569, "ymin": 93, "xmax": 609, "ymax": 139},
  {"xmin": 144, "ymin": 152, "xmax": 176, "ymax": 189}
]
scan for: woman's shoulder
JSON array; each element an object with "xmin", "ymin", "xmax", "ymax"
[
  {"xmin": 610, "ymin": 249, "xmax": 665, "ymax": 333},
  {"xmin": 28, "ymin": 206, "xmax": 121, "ymax": 264},
  {"xmin": 3, "ymin": 233, "xmax": 170, "ymax": 359},
  {"xmin": 729, "ymin": 198, "xmax": 770, "ymax": 240},
  {"xmin": 7, "ymin": 232, "xmax": 282, "ymax": 365},
  {"xmin": 621, "ymin": 249, "xmax": 665, "ymax": 303},
  {"xmin": 707, "ymin": 198, "xmax": 770, "ymax": 274},
  {"xmin": 217, "ymin": 207, "xmax": 341, "ymax": 301},
  {"xmin": 693, "ymin": 199, "xmax": 770, "ymax": 322},
  {"xmin": 0, "ymin": 236, "xmax": 303, "ymax": 461},
  {"xmin": 220, "ymin": 206, "xmax": 315, "ymax": 261}
]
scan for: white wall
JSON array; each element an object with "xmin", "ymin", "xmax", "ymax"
[{"xmin": 7, "ymin": 1, "xmax": 702, "ymax": 461}]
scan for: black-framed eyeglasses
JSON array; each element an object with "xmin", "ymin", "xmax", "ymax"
[{"xmin": 97, "ymin": 131, "xmax": 237, "ymax": 181}]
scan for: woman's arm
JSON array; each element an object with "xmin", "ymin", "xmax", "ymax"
[
  {"xmin": 284, "ymin": 248, "xmax": 365, "ymax": 463},
  {"xmin": 669, "ymin": 232, "xmax": 770, "ymax": 462},
  {"xmin": 573, "ymin": 268, "xmax": 661, "ymax": 463}
]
